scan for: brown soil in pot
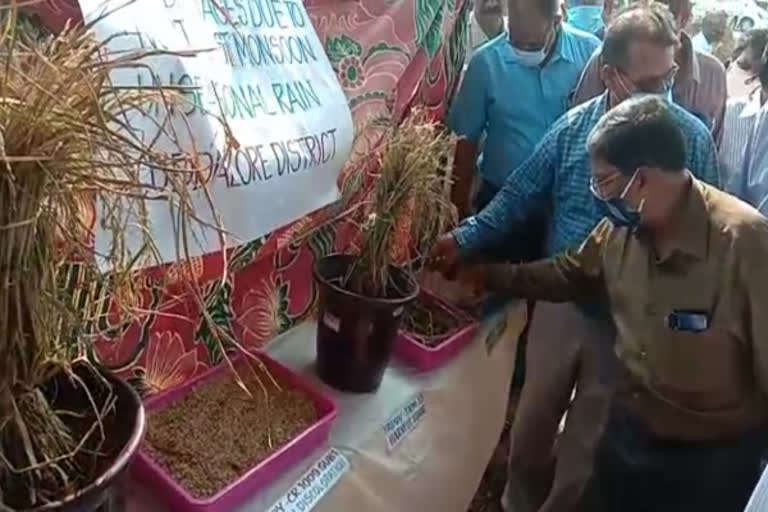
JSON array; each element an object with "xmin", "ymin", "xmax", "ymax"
[
  {"xmin": 144, "ymin": 362, "xmax": 317, "ymax": 498},
  {"xmin": 403, "ymin": 298, "xmax": 463, "ymax": 347}
]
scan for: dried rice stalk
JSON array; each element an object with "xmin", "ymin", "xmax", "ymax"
[
  {"xmin": 0, "ymin": 5, "xmax": 236, "ymax": 508},
  {"xmin": 343, "ymin": 108, "xmax": 458, "ymax": 298}
]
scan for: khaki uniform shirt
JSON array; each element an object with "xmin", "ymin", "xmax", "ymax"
[{"xmin": 486, "ymin": 178, "xmax": 768, "ymax": 441}]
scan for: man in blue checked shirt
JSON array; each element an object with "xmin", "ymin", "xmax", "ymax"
[
  {"xmin": 449, "ymin": 0, "xmax": 599, "ymax": 219},
  {"xmin": 430, "ymin": 5, "xmax": 721, "ymax": 512}
]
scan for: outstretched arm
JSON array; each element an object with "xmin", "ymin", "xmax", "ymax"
[
  {"xmin": 452, "ymin": 126, "xmax": 560, "ymax": 255},
  {"xmin": 462, "ymin": 218, "xmax": 612, "ymax": 302}
]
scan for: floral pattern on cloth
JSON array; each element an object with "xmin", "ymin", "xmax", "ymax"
[{"xmin": 24, "ymin": 0, "xmax": 469, "ymax": 396}]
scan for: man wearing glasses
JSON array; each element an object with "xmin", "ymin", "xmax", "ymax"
[
  {"xmin": 456, "ymin": 95, "xmax": 768, "ymax": 511},
  {"xmin": 572, "ymin": 0, "xmax": 727, "ymax": 146},
  {"xmin": 429, "ymin": 4, "xmax": 719, "ymax": 511}
]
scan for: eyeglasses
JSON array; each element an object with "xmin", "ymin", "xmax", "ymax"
[
  {"xmin": 621, "ymin": 64, "xmax": 679, "ymax": 94},
  {"xmin": 590, "ymin": 170, "xmax": 639, "ymax": 200}
]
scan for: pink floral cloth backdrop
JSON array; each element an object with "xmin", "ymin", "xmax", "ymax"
[{"xmin": 25, "ymin": 0, "xmax": 469, "ymax": 396}]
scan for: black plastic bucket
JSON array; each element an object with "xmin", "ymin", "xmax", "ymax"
[
  {"xmin": 313, "ymin": 254, "xmax": 419, "ymax": 393},
  {"xmin": 8, "ymin": 364, "xmax": 146, "ymax": 512}
]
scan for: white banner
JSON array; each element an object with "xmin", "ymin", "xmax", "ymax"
[{"xmin": 79, "ymin": 0, "xmax": 354, "ymax": 265}]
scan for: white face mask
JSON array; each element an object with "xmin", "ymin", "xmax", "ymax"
[
  {"xmin": 509, "ymin": 29, "xmax": 554, "ymax": 68},
  {"xmin": 510, "ymin": 47, "xmax": 547, "ymax": 67}
]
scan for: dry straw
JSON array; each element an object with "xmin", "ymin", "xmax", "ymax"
[
  {"xmin": 0, "ymin": 4, "xmax": 245, "ymax": 508},
  {"xmin": 342, "ymin": 107, "xmax": 458, "ymax": 298}
]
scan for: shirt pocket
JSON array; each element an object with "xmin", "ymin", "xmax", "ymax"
[{"xmin": 647, "ymin": 327, "xmax": 747, "ymax": 412}]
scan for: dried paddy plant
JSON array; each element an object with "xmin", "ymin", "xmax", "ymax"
[
  {"xmin": 0, "ymin": 6, "xmax": 237, "ymax": 508},
  {"xmin": 343, "ymin": 107, "xmax": 458, "ymax": 298}
]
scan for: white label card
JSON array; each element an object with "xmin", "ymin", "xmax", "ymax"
[
  {"xmin": 383, "ymin": 392, "xmax": 427, "ymax": 452},
  {"xmin": 266, "ymin": 447, "xmax": 350, "ymax": 512}
]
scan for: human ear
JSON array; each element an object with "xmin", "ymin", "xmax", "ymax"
[{"xmin": 635, "ymin": 166, "xmax": 652, "ymax": 191}]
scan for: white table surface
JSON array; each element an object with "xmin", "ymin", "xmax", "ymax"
[{"xmin": 124, "ymin": 301, "xmax": 527, "ymax": 512}]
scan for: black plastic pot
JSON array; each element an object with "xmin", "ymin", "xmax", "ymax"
[
  {"xmin": 19, "ymin": 364, "xmax": 146, "ymax": 512},
  {"xmin": 313, "ymin": 254, "xmax": 419, "ymax": 393}
]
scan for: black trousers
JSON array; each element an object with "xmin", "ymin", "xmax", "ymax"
[{"xmin": 580, "ymin": 407, "xmax": 768, "ymax": 512}]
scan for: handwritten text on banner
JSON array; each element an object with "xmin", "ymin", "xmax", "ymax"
[
  {"xmin": 78, "ymin": 0, "xmax": 354, "ymax": 265},
  {"xmin": 266, "ymin": 447, "xmax": 350, "ymax": 512}
]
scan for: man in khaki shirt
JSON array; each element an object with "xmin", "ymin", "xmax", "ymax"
[{"xmin": 457, "ymin": 95, "xmax": 768, "ymax": 510}]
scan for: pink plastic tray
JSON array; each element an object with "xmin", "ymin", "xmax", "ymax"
[
  {"xmin": 394, "ymin": 291, "xmax": 479, "ymax": 372},
  {"xmin": 132, "ymin": 351, "xmax": 338, "ymax": 512}
]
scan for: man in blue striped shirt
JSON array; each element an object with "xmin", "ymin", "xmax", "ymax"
[
  {"xmin": 431, "ymin": 5, "xmax": 721, "ymax": 512},
  {"xmin": 728, "ymin": 36, "xmax": 768, "ymax": 216}
]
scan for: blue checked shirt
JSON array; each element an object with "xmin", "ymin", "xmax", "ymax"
[{"xmin": 454, "ymin": 93, "xmax": 722, "ymax": 256}]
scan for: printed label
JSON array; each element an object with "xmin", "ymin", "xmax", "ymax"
[
  {"xmin": 322, "ymin": 313, "xmax": 340, "ymax": 332},
  {"xmin": 383, "ymin": 392, "xmax": 427, "ymax": 452},
  {"xmin": 266, "ymin": 448, "xmax": 350, "ymax": 512}
]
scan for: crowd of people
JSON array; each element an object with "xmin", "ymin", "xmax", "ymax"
[{"xmin": 430, "ymin": 0, "xmax": 768, "ymax": 510}]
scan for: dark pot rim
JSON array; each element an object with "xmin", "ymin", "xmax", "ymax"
[
  {"xmin": 313, "ymin": 253, "xmax": 420, "ymax": 306},
  {"xmin": 26, "ymin": 367, "xmax": 146, "ymax": 511}
]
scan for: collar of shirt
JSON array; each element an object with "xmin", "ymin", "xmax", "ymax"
[
  {"xmin": 651, "ymin": 176, "xmax": 709, "ymax": 262},
  {"xmin": 503, "ymin": 23, "xmax": 580, "ymax": 66}
]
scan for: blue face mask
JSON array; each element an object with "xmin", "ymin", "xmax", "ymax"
[
  {"xmin": 567, "ymin": 5, "xmax": 604, "ymax": 35},
  {"xmin": 602, "ymin": 198, "xmax": 642, "ymax": 227},
  {"xmin": 590, "ymin": 170, "xmax": 644, "ymax": 228}
]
